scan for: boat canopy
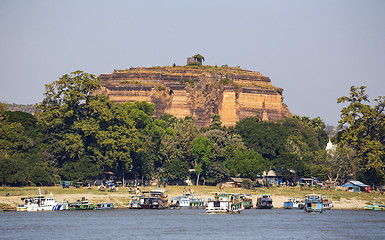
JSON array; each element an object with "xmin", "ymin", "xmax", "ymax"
[{"xmin": 150, "ymin": 188, "xmax": 165, "ymax": 194}]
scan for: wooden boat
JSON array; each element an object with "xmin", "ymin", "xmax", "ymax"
[
  {"xmin": 256, "ymin": 194, "xmax": 273, "ymax": 209},
  {"xmin": 139, "ymin": 188, "xmax": 168, "ymax": 209},
  {"xmin": 240, "ymin": 194, "xmax": 253, "ymax": 209},
  {"xmin": 304, "ymin": 194, "xmax": 324, "ymax": 213},
  {"xmin": 170, "ymin": 194, "xmax": 206, "ymax": 209},
  {"xmin": 189, "ymin": 194, "xmax": 207, "ymax": 208},
  {"xmin": 206, "ymin": 193, "xmax": 244, "ymax": 213},
  {"xmin": 365, "ymin": 203, "xmax": 385, "ymax": 210},
  {"xmin": 322, "ymin": 196, "xmax": 333, "ymax": 210},
  {"xmin": 129, "ymin": 195, "xmax": 142, "ymax": 209},
  {"xmin": 16, "ymin": 205, "xmax": 27, "ymax": 212},
  {"xmin": 69, "ymin": 197, "xmax": 94, "ymax": 210},
  {"xmin": 95, "ymin": 203, "xmax": 114, "ymax": 210},
  {"xmin": 284, "ymin": 197, "xmax": 303, "ymax": 209},
  {"xmin": 372, "ymin": 204, "xmax": 385, "ymax": 211},
  {"xmin": 284, "ymin": 197, "xmax": 295, "ymax": 209}
]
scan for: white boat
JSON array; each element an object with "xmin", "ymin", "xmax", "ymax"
[
  {"xmin": 95, "ymin": 203, "xmax": 114, "ymax": 210},
  {"xmin": 129, "ymin": 195, "xmax": 142, "ymax": 209},
  {"xmin": 322, "ymin": 196, "xmax": 333, "ymax": 210},
  {"xmin": 206, "ymin": 193, "xmax": 244, "ymax": 214},
  {"xmin": 21, "ymin": 195, "xmax": 57, "ymax": 211},
  {"xmin": 20, "ymin": 189, "xmax": 67, "ymax": 211},
  {"xmin": 54, "ymin": 201, "xmax": 69, "ymax": 210},
  {"xmin": 170, "ymin": 194, "xmax": 206, "ymax": 208},
  {"xmin": 16, "ymin": 205, "xmax": 28, "ymax": 212},
  {"xmin": 284, "ymin": 197, "xmax": 304, "ymax": 209}
]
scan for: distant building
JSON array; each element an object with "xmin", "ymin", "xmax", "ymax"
[
  {"xmin": 297, "ymin": 177, "xmax": 319, "ymax": 186},
  {"xmin": 187, "ymin": 56, "xmax": 203, "ymax": 65},
  {"xmin": 341, "ymin": 180, "xmax": 370, "ymax": 192},
  {"xmin": 255, "ymin": 169, "xmax": 283, "ymax": 185},
  {"xmin": 223, "ymin": 177, "xmax": 252, "ymax": 188}
]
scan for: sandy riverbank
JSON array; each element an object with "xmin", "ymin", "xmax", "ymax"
[{"xmin": 1, "ymin": 185, "xmax": 383, "ymax": 211}]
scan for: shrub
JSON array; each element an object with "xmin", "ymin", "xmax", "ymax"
[
  {"xmin": 180, "ymin": 78, "xmax": 195, "ymax": 88},
  {"xmin": 219, "ymin": 78, "xmax": 232, "ymax": 85}
]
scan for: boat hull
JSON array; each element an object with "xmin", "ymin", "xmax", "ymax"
[
  {"xmin": 205, "ymin": 194, "xmax": 244, "ymax": 214},
  {"xmin": 139, "ymin": 189, "xmax": 168, "ymax": 209},
  {"xmin": 206, "ymin": 208, "xmax": 243, "ymax": 214},
  {"xmin": 140, "ymin": 204, "xmax": 162, "ymax": 209},
  {"xmin": 16, "ymin": 206, "xmax": 27, "ymax": 212},
  {"xmin": 304, "ymin": 200, "xmax": 324, "ymax": 213},
  {"xmin": 365, "ymin": 203, "xmax": 385, "ymax": 210},
  {"xmin": 95, "ymin": 203, "xmax": 114, "ymax": 210},
  {"xmin": 69, "ymin": 201, "xmax": 94, "ymax": 210},
  {"xmin": 256, "ymin": 195, "xmax": 273, "ymax": 209}
]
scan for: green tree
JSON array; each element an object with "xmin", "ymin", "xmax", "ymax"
[
  {"xmin": 164, "ymin": 158, "xmax": 189, "ymax": 182},
  {"xmin": 225, "ymin": 145, "xmax": 268, "ymax": 179},
  {"xmin": 0, "ymin": 107, "xmax": 57, "ymax": 186},
  {"xmin": 293, "ymin": 115, "xmax": 328, "ymax": 148},
  {"xmin": 205, "ymin": 162, "xmax": 229, "ymax": 185},
  {"xmin": 158, "ymin": 117, "xmax": 198, "ymax": 167},
  {"xmin": 192, "ymin": 136, "xmax": 215, "ymax": 185},
  {"xmin": 337, "ymin": 86, "xmax": 385, "ymax": 185},
  {"xmin": 5, "ymin": 111, "xmax": 37, "ymax": 131},
  {"xmin": 209, "ymin": 114, "xmax": 223, "ymax": 130},
  {"xmin": 0, "ymin": 152, "xmax": 29, "ymax": 186},
  {"xmin": 36, "ymin": 71, "xmax": 145, "ymax": 181},
  {"xmin": 313, "ymin": 145, "xmax": 359, "ymax": 185},
  {"xmin": 236, "ymin": 116, "xmax": 324, "ymax": 178},
  {"xmin": 0, "ymin": 102, "xmax": 7, "ymax": 121}
]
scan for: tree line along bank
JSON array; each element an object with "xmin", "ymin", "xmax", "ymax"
[{"xmin": 0, "ymin": 72, "xmax": 384, "ymax": 187}]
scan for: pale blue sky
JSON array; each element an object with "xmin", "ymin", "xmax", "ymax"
[{"xmin": 1, "ymin": 0, "xmax": 384, "ymax": 126}]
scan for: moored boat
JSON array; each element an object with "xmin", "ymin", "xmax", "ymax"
[
  {"xmin": 206, "ymin": 193, "xmax": 244, "ymax": 214},
  {"xmin": 240, "ymin": 194, "xmax": 253, "ymax": 209},
  {"xmin": 20, "ymin": 193, "xmax": 64, "ymax": 211},
  {"xmin": 189, "ymin": 194, "xmax": 207, "ymax": 208},
  {"xmin": 54, "ymin": 201, "xmax": 69, "ymax": 211},
  {"xmin": 95, "ymin": 203, "xmax": 114, "ymax": 210},
  {"xmin": 256, "ymin": 194, "xmax": 273, "ymax": 209},
  {"xmin": 304, "ymin": 194, "xmax": 324, "ymax": 213},
  {"xmin": 322, "ymin": 196, "xmax": 333, "ymax": 210},
  {"xmin": 69, "ymin": 197, "xmax": 94, "ymax": 210},
  {"xmin": 139, "ymin": 188, "xmax": 168, "ymax": 209},
  {"xmin": 16, "ymin": 205, "xmax": 27, "ymax": 212},
  {"xmin": 129, "ymin": 195, "xmax": 142, "ymax": 209},
  {"xmin": 284, "ymin": 197, "xmax": 303, "ymax": 209},
  {"xmin": 365, "ymin": 203, "xmax": 385, "ymax": 210},
  {"xmin": 284, "ymin": 197, "xmax": 295, "ymax": 209},
  {"xmin": 170, "ymin": 194, "xmax": 206, "ymax": 209}
]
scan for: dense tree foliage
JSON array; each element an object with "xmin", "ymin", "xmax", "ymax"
[
  {"xmin": 2, "ymin": 75, "xmax": 382, "ymax": 187},
  {"xmin": 234, "ymin": 116, "xmax": 328, "ymax": 180},
  {"xmin": 312, "ymin": 145, "xmax": 359, "ymax": 186},
  {"xmin": 336, "ymin": 86, "xmax": 385, "ymax": 185},
  {"xmin": 0, "ymin": 105, "xmax": 56, "ymax": 186}
]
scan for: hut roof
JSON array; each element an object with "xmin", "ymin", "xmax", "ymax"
[
  {"xmin": 229, "ymin": 177, "xmax": 243, "ymax": 183},
  {"xmin": 341, "ymin": 181, "xmax": 369, "ymax": 187},
  {"xmin": 298, "ymin": 178, "xmax": 316, "ymax": 181}
]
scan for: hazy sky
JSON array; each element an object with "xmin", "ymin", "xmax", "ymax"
[{"xmin": 1, "ymin": 0, "xmax": 384, "ymax": 126}]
